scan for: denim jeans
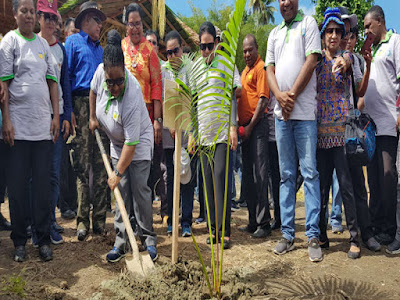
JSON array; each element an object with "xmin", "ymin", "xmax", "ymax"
[
  {"xmin": 275, "ymin": 119, "xmax": 321, "ymax": 242},
  {"xmin": 50, "ymin": 117, "xmax": 64, "ymax": 224}
]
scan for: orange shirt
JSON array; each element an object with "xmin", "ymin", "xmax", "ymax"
[
  {"xmin": 239, "ymin": 55, "xmax": 270, "ymax": 125},
  {"xmin": 122, "ymin": 36, "xmax": 162, "ymax": 122}
]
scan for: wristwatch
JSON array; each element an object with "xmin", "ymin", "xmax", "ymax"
[
  {"xmin": 114, "ymin": 168, "xmax": 122, "ymax": 178},
  {"xmin": 156, "ymin": 117, "xmax": 163, "ymax": 124}
]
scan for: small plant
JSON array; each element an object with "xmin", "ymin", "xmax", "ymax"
[
  {"xmin": 167, "ymin": 0, "xmax": 247, "ymax": 298},
  {"xmin": 1, "ymin": 274, "xmax": 27, "ymax": 298}
]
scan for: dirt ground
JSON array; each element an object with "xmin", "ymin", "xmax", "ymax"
[{"xmin": 0, "ymin": 189, "xmax": 400, "ymax": 299}]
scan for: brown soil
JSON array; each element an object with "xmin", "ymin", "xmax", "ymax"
[{"xmin": 0, "ymin": 191, "xmax": 399, "ymax": 299}]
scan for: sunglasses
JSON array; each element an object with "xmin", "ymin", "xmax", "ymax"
[
  {"xmin": 166, "ymin": 47, "xmax": 180, "ymax": 57},
  {"xmin": 127, "ymin": 21, "xmax": 142, "ymax": 29},
  {"xmin": 105, "ymin": 77, "xmax": 124, "ymax": 87},
  {"xmin": 148, "ymin": 40, "xmax": 157, "ymax": 46},
  {"xmin": 200, "ymin": 42, "xmax": 214, "ymax": 51},
  {"xmin": 325, "ymin": 28, "xmax": 343, "ymax": 35},
  {"xmin": 91, "ymin": 16, "xmax": 102, "ymax": 25},
  {"xmin": 40, "ymin": 12, "xmax": 58, "ymax": 24}
]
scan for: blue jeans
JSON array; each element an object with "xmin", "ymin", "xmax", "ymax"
[
  {"xmin": 275, "ymin": 119, "xmax": 321, "ymax": 242},
  {"xmin": 50, "ymin": 117, "xmax": 64, "ymax": 224},
  {"xmin": 326, "ymin": 170, "xmax": 343, "ymax": 228}
]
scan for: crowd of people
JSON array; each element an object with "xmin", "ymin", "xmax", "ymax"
[{"xmin": 0, "ymin": 0, "xmax": 399, "ymax": 265}]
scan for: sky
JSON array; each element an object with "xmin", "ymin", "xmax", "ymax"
[{"xmin": 165, "ymin": 0, "xmax": 400, "ymax": 31}]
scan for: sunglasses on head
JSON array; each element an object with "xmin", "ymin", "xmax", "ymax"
[
  {"xmin": 200, "ymin": 42, "xmax": 214, "ymax": 51},
  {"xmin": 91, "ymin": 16, "xmax": 102, "ymax": 25},
  {"xmin": 166, "ymin": 47, "xmax": 180, "ymax": 56},
  {"xmin": 105, "ymin": 77, "xmax": 124, "ymax": 87},
  {"xmin": 40, "ymin": 12, "xmax": 58, "ymax": 23},
  {"xmin": 325, "ymin": 27, "xmax": 343, "ymax": 35}
]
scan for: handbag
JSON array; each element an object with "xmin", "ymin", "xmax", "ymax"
[{"xmin": 344, "ymin": 64, "xmax": 376, "ymax": 166}]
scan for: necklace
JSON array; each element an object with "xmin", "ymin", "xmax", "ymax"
[{"xmin": 129, "ymin": 41, "xmax": 140, "ymax": 69}]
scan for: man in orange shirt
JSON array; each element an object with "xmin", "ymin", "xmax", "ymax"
[{"xmin": 238, "ymin": 34, "xmax": 272, "ymax": 238}]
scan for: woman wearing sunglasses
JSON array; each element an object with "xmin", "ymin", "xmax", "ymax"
[
  {"xmin": 0, "ymin": 0, "xmax": 59, "ymax": 262},
  {"xmin": 89, "ymin": 30, "xmax": 157, "ymax": 263},
  {"xmin": 194, "ymin": 21, "xmax": 240, "ymax": 249},
  {"xmin": 37, "ymin": 0, "xmax": 72, "ymax": 246},
  {"xmin": 161, "ymin": 30, "xmax": 196, "ymax": 237},
  {"xmin": 121, "ymin": 3, "xmax": 162, "ymax": 144},
  {"xmin": 316, "ymin": 8, "xmax": 373, "ymax": 259}
]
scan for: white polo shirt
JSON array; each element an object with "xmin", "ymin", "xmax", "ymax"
[
  {"xmin": 91, "ymin": 64, "xmax": 154, "ymax": 161},
  {"xmin": 364, "ymin": 30, "xmax": 400, "ymax": 137},
  {"xmin": 195, "ymin": 55, "xmax": 241, "ymax": 146},
  {"xmin": 265, "ymin": 10, "xmax": 321, "ymax": 121},
  {"xmin": 0, "ymin": 30, "xmax": 57, "ymax": 141}
]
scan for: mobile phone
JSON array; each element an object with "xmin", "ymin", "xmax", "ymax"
[{"xmin": 361, "ymin": 32, "xmax": 376, "ymax": 55}]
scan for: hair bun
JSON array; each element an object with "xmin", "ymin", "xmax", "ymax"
[{"xmin": 107, "ymin": 30, "xmax": 122, "ymax": 46}]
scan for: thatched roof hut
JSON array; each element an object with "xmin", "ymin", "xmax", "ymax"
[{"xmin": 58, "ymin": 0, "xmax": 199, "ymax": 59}]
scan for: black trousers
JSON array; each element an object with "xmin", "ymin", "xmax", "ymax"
[
  {"xmin": 200, "ymin": 143, "xmax": 232, "ymax": 237},
  {"xmin": 317, "ymin": 146, "xmax": 360, "ymax": 246},
  {"xmin": 2, "ymin": 140, "xmax": 52, "ymax": 247},
  {"xmin": 148, "ymin": 142, "xmax": 167, "ymax": 217},
  {"xmin": 268, "ymin": 141, "xmax": 280, "ymax": 224},
  {"xmin": 368, "ymin": 135, "xmax": 398, "ymax": 238},
  {"xmin": 241, "ymin": 117, "xmax": 271, "ymax": 230}
]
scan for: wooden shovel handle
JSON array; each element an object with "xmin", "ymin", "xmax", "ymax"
[{"xmin": 94, "ymin": 129, "xmax": 141, "ymax": 260}]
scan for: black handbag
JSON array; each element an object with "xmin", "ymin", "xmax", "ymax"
[{"xmin": 344, "ymin": 66, "xmax": 376, "ymax": 166}]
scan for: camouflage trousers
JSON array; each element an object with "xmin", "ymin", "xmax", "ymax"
[{"xmin": 72, "ymin": 95, "xmax": 110, "ymax": 231}]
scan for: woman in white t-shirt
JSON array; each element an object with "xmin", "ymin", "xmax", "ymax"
[
  {"xmin": 0, "ymin": 0, "xmax": 60, "ymax": 262},
  {"xmin": 89, "ymin": 30, "xmax": 157, "ymax": 263}
]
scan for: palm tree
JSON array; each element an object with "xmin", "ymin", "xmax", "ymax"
[{"xmin": 248, "ymin": 0, "xmax": 277, "ymax": 25}]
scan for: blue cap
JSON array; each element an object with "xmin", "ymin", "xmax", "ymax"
[{"xmin": 320, "ymin": 7, "xmax": 346, "ymax": 38}]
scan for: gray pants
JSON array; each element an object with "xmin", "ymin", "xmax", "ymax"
[{"xmin": 112, "ymin": 159, "xmax": 157, "ymax": 252}]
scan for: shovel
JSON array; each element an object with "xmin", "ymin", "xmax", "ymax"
[{"xmin": 94, "ymin": 129, "xmax": 155, "ymax": 277}]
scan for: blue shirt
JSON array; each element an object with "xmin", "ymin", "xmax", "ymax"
[{"xmin": 65, "ymin": 31, "xmax": 103, "ymax": 92}]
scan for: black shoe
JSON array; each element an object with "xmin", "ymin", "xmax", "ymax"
[
  {"xmin": 26, "ymin": 225, "xmax": 32, "ymax": 237},
  {"xmin": 14, "ymin": 246, "xmax": 26, "ymax": 262},
  {"xmin": 251, "ymin": 227, "xmax": 272, "ymax": 238},
  {"xmin": 239, "ymin": 201, "xmax": 247, "ymax": 208},
  {"xmin": 77, "ymin": 229, "xmax": 88, "ymax": 241},
  {"xmin": 239, "ymin": 225, "xmax": 256, "ymax": 234},
  {"xmin": 39, "ymin": 245, "xmax": 53, "ymax": 262},
  {"xmin": 0, "ymin": 213, "xmax": 11, "ymax": 231},
  {"xmin": 270, "ymin": 220, "xmax": 281, "ymax": 231},
  {"xmin": 52, "ymin": 222, "xmax": 64, "ymax": 233},
  {"xmin": 222, "ymin": 239, "xmax": 231, "ymax": 249},
  {"xmin": 61, "ymin": 209, "xmax": 76, "ymax": 220},
  {"xmin": 206, "ymin": 236, "xmax": 217, "ymax": 244},
  {"xmin": 319, "ymin": 239, "xmax": 330, "ymax": 250}
]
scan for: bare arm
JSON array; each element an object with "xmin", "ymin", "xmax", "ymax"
[
  {"xmin": 0, "ymin": 80, "xmax": 14, "ymax": 146},
  {"xmin": 108, "ymin": 144, "xmax": 136, "ymax": 190},
  {"xmin": 89, "ymin": 89, "xmax": 100, "ymax": 133},
  {"xmin": 290, "ymin": 53, "xmax": 319, "ymax": 99},
  {"xmin": 243, "ymin": 96, "xmax": 268, "ymax": 140},
  {"xmin": 48, "ymin": 79, "xmax": 60, "ymax": 143},
  {"xmin": 356, "ymin": 50, "xmax": 372, "ymax": 98}
]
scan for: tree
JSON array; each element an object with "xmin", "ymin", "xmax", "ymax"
[
  {"xmin": 312, "ymin": 0, "xmax": 374, "ymax": 35},
  {"xmin": 248, "ymin": 0, "xmax": 277, "ymax": 26}
]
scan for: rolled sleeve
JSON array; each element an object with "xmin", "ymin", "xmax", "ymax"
[
  {"xmin": 122, "ymin": 102, "xmax": 141, "ymax": 146},
  {"xmin": 304, "ymin": 17, "xmax": 322, "ymax": 59},
  {"xmin": 265, "ymin": 30, "xmax": 276, "ymax": 68},
  {"xmin": 149, "ymin": 49, "xmax": 162, "ymax": 103},
  {"xmin": 0, "ymin": 37, "xmax": 15, "ymax": 81}
]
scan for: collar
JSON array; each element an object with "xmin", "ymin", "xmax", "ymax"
[
  {"xmin": 279, "ymin": 10, "xmax": 304, "ymax": 29},
  {"xmin": 79, "ymin": 30, "xmax": 100, "ymax": 46},
  {"xmin": 105, "ymin": 72, "xmax": 127, "ymax": 114},
  {"xmin": 372, "ymin": 29, "xmax": 393, "ymax": 53}
]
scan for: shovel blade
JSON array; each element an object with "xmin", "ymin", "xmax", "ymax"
[{"xmin": 125, "ymin": 253, "xmax": 155, "ymax": 277}]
